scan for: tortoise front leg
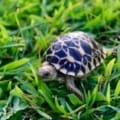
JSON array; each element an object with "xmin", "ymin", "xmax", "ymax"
[{"xmin": 66, "ymin": 76, "xmax": 83, "ymax": 100}]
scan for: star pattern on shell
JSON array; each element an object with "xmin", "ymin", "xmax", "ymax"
[{"xmin": 45, "ymin": 32, "xmax": 106, "ymax": 77}]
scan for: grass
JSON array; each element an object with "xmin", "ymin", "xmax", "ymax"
[{"xmin": 0, "ymin": 0, "xmax": 120, "ymax": 119}]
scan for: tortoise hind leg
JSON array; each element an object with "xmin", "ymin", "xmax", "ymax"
[{"xmin": 66, "ymin": 76, "xmax": 83, "ymax": 100}]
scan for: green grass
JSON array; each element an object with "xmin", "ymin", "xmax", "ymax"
[{"xmin": 0, "ymin": 0, "xmax": 120, "ymax": 119}]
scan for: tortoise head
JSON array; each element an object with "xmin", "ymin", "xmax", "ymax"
[{"xmin": 38, "ymin": 61, "xmax": 57, "ymax": 81}]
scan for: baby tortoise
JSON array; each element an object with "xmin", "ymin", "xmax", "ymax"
[{"xmin": 38, "ymin": 31, "xmax": 115, "ymax": 99}]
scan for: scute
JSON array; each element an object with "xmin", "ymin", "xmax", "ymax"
[
  {"xmin": 55, "ymin": 50, "xmax": 67, "ymax": 58},
  {"xmin": 83, "ymin": 55, "xmax": 91, "ymax": 62},
  {"xmin": 59, "ymin": 59, "xmax": 67, "ymax": 65},
  {"xmin": 46, "ymin": 56, "xmax": 59, "ymax": 64},
  {"xmin": 52, "ymin": 43, "xmax": 61, "ymax": 51},
  {"xmin": 81, "ymin": 65, "xmax": 86, "ymax": 74},
  {"xmin": 46, "ymin": 48, "xmax": 52, "ymax": 54},
  {"xmin": 64, "ymin": 62, "xmax": 74, "ymax": 72},
  {"xmin": 74, "ymin": 62, "xmax": 81, "ymax": 74},
  {"xmin": 65, "ymin": 41, "xmax": 77, "ymax": 47},
  {"xmin": 69, "ymin": 48, "xmax": 82, "ymax": 61},
  {"xmin": 80, "ymin": 40, "xmax": 92, "ymax": 55},
  {"xmin": 45, "ymin": 31, "xmax": 106, "ymax": 77}
]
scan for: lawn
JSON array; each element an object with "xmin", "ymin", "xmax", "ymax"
[{"xmin": 0, "ymin": 0, "xmax": 120, "ymax": 119}]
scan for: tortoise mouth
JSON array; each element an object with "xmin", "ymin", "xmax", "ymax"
[{"xmin": 40, "ymin": 77, "xmax": 54, "ymax": 82}]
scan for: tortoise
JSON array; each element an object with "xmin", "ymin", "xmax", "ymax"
[{"xmin": 38, "ymin": 31, "xmax": 114, "ymax": 99}]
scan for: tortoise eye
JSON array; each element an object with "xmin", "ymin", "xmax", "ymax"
[{"xmin": 43, "ymin": 72, "xmax": 50, "ymax": 77}]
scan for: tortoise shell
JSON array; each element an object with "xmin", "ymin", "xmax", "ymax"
[{"xmin": 45, "ymin": 32, "xmax": 106, "ymax": 77}]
